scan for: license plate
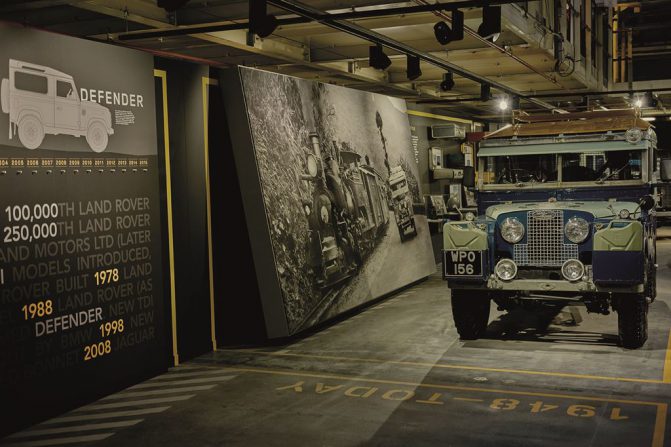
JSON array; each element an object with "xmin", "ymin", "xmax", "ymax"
[{"xmin": 443, "ymin": 250, "xmax": 483, "ymax": 278}]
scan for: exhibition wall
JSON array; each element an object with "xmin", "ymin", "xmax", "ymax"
[
  {"xmin": 0, "ymin": 21, "xmax": 444, "ymax": 433},
  {"xmin": 222, "ymin": 67, "xmax": 436, "ymax": 338},
  {"xmin": 0, "ymin": 23, "xmax": 169, "ymax": 435}
]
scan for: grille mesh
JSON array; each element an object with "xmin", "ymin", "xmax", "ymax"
[{"xmin": 513, "ymin": 210, "xmax": 578, "ymax": 267}]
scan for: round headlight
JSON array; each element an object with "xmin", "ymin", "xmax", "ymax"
[
  {"xmin": 500, "ymin": 217, "xmax": 525, "ymax": 243},
  {"xmin": 561, "ymin": 259, "xmax": 585, "ymax": 282},
  {"xmin": 320, "ymin": 206, "xmax": 329, "ymax": 224},
  {"xmin": 625, "ymin": 128, "xmax": 642, "ymax": 144},
  {"xmin": 618, "ymin": 209, "xmax": 630, "ymax": 219},
  {"xmin": 306, "ymin": 154, "xmax": 319, "ymax": 177},
  {"xmin": 464, "ymin": 212, "xmax": 475, "ymax": 222},
  {"xmin": 564, "ymin": 217, "xmax": 589, "ymax": 243},
  {"xmin": 495, "ymin": 259, "xmax": 517, "ymax": 281}
]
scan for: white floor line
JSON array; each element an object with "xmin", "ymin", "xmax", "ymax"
[
  {"xmin": 43, "ymin": 407, "xmax": 171, "ymax": 425},
  {"xmin": 9, "ymin": 420, "xmax": 143, "ymax": 438},
  {"xmin": 1, "ymin": 433, "xmax": 114, "ymax": 446},
  {"xmin": 150, "ymin": 369, "xmax": 232, "ymax": 381},
  {"xmin": 80, "ymin": 395, "xmax": 195, "ymax": 411},
  {"xmin": 128, "ymin": 376, "xmax": 235, "ymax": 390},
  {"xmin": 101, "ymin": 385, "xmax": 216, "ymax": 400}
]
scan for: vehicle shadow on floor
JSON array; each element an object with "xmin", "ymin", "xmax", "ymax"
[{"xmin": 480, "ymin": 307, "xmax": 620, "ymax": 347}]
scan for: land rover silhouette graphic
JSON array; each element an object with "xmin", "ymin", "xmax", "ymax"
[{"xmin": 1, "ymin": 59, "xmax": 114, "ymax": 152}]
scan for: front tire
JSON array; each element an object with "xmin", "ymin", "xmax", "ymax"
[
  {"xmin": 86, "ymin": 121, "xmax": 109, "ymax": 153},
  {"xmin": 18, "ymin": 115, "xmax": 44, "ymax": 150},
  {"xmin": 451, "ymin": 289, "xmax": 490, "ymax": 340},
  {"xmin": 616, "ymin": 294, "xmax": 648, "ymax": 349}
]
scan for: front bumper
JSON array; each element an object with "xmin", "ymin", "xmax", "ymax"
[
  {"xmin": 443, "ymin": 247, "xmax": 646, "ymax": 295},
  {"xmin": 455, "ymin": 277, "xmax": 644, "ymax": 294}
]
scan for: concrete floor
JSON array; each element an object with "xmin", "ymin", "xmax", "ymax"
[{"xmin": 5, "ymin": 231, "xmax": 671, "ymax": 446}]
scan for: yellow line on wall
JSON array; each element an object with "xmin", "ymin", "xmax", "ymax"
[
  {"xmin": 154, "ymin": 69, "xmax": 179, "ymax": 367},
  {"xmin": 663, "ymin": 329, "xmax": 671, "ymax": 383},
  {"xmin": 202, "ymin": 76, "xmax": 219, "ymax": 351},
  {"xmin": 407, "ymin": 109, "xmax": 473, "ymax": 125}
]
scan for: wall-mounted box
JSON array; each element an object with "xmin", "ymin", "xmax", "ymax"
[{"xmin": 430, "ymin": 123, "xmax": 466, "ymax": 139}]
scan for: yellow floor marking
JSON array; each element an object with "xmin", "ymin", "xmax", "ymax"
[
  {"xmin": 453, "ymin": 397, "xmax": 484, "ymax": 402},
  {"xmin": 222, "ymin": 365, "xmax": 663, "ymax": 406},
  {"xmin": 220, "ymin": 349, "xmax": 666, "ymax": 385},
  {"xmin": 663, "ymin": 329, "xmax": 671, "ymax": 383},
  {"xmin": 222, "ymin": 365, "xmax": 665, "ymax": 447},
  {"xmin": 653, "ymin": 404, "xmax": 667, "ymax": 447}
]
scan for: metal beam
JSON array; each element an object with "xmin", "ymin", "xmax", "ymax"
[
  {"xmin": 116, "ymin": 0, "xmax": 538, "ymax": 41},
  {"xmin": 267, "ymin": 0, "xmax": 556, "ymax": 110}
]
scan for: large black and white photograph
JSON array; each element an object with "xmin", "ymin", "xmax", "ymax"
[{"xmin": 240, "ymin": 67, "xmax": 435, "ymax": 334}]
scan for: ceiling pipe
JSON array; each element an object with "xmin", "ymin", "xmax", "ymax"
[
  {"xmin": 116, "ymin": 0, "xmax": 538, "ymax": 41},
  {"xmin": 266, "ymin": 0, "xmax": 557, "ymax": 111},
  {"xmin": 411, "ymin": 0, "xmax": 561, "ymax": 87},
  {"xmin": 417, "ymin": 87, "xmax": 671, "ymax": 103}
]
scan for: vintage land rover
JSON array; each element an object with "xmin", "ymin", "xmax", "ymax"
[
  {"xmin": 389, "ymin": 165, "xmax": 417, "ymax": 242},
  {"xmin": 1, "ymin": 59, "xmax": 113, "ymax": 152},
  {"xmin": 443, "ymin": 109, "xmax": 659, "ymax": 348}
]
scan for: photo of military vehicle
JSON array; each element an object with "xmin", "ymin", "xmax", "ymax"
[
  {"xmin": 1, "ymin": 59, "xmax": 113, "ymax": 152},
  {"xmin": 443, "ymin": 109, "xmax": 660, "ymax": 349},
  {"xmin": 388, "ymin": 165, "xmax": 417, "ymax": 242}
]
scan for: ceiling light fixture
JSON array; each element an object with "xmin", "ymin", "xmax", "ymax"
[
  {"xmin": 498, "ymin": 97, "xmax": 509, "ymax": 111},
  {"xmin": 480, "ymin": 84, "xmax": 491, "ymax": 101},
  {"xmin": 369, "ymin": 45, "xmax": 392, "ymax": 70},
  {"xmin": 433, "ymin": 10, "xmax": 464, "ymax": 45},
  {"xmin": 249, "ymin": 0, "xmax": 278, "ymax": 38},
  {"xmin": 157, "ymin": 0, "xmax": 190, "ymax": 11},
  {"xmin": 406, "ymin": 55, "xmax": 422, "ymax": 81},
  {"xmin": 440, "ymin": 72, "xmax": 455, "ymax": 91},
  {"xmin": 478, "ymin": 6, "xmax": 501, "ymax": 42}
]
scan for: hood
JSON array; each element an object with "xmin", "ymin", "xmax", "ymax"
[
  {"xmin": 82, "ymin": 100, "xmax": 111, "ymax": 116},
  {"xmin": 485, "ymin": 200, "xmax": 640, "ymax": 220}
]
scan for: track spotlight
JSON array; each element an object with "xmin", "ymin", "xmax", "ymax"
[
  {"xmin": 480, "ymin": 84, "xmax": 491, "ymax": 101},
  {"xmin": 440, "ymin": 72, "xmax": 455, "ymax": 91},
  {"xmin": 157, "ymin": 0, "xmax": 190, "ymax": 11},
  {"xmin": 478, "ymin": 6, "xmax": 501, "ymax": 42},
  {"xmin": 369, "ymin": 45, "xmax": 392, "ymax": 70},
  {"xmin": 433, "ymin": 10, "xmax": 464, "ymax": 45},
  {"xmin": 249, "ymin": 0, "xmax": 278, "ymax": 38},
  {"xmin": 407, "ymin": 55, "xmax": 422, "ymax": 81}
]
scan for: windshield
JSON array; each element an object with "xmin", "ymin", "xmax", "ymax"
[
  {"xmin": 482, "ymin": 150, "xmax": 644, "ymax": 186},
  {"xmin": 484, "ymin": 155, "xmax": 558, "ymax": 185}
]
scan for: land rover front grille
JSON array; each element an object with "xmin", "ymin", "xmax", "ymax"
[{"xmin": 512, "ymin": 209, "xmax": 578, "ymax": 267}]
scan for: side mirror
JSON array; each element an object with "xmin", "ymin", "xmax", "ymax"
[
  {"xmin": 639, "ymin": 194, "xmax": 656, "ymax": 212},
  {"xmin": 462, "ymin": 166, "xmax": 475, "ymax": 188}
]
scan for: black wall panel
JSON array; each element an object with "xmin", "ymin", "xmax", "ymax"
[
  {"xmin": 209, "ymin": 73, "xmax": 266, "ymax": 345},
  {"xmin": 154, "ymin": 58, "xmax": 212, "ymax": 361}
]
